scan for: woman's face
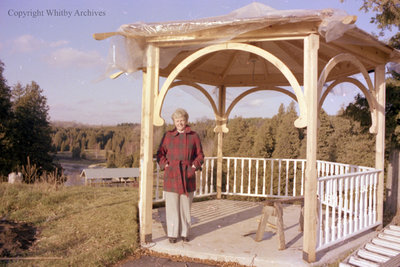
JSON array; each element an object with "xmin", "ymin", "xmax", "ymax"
[{"xmin": 174, "ymin": 116, "xmax": 187, "ymax": 132}]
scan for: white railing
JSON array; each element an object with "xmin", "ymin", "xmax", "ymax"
[
  {"xmin": 222, "ymin": 157, "xmax": 306, "ymax": 198},
  {"xmin": 152, "ymin": 156, "xmax": 381, "ymax": 252},
  {"xmin": 316, "ymin": 169, "xmax": 380, "ymax": 251},
  {"xmin": 153, "ymin": 157, "xmax": 307, "ymax": 202}
]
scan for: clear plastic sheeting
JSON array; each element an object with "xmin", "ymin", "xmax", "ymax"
[{"xmin": 103, "ymin": 2, "xmax": 356, "ymax": 77}]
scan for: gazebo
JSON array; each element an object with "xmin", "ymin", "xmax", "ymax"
[{"xmin": 94, "ymin": 3, "xmax": 400, "ymax": 262}]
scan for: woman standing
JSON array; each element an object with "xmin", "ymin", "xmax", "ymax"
[{"xmin": 157, "ymin": 108, "xmax": 204, "ymax": 243}]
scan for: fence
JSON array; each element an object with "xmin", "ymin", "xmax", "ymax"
[{"xmin": 152, "ymin": 156, "xmax": 381, "ymax": 251}]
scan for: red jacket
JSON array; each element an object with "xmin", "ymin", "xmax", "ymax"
[{"xmin": 156, "ymin": 126, "xmax": 204, "ymax": 194}]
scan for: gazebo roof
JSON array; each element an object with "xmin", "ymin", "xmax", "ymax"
[{"xmin": 94, "ymin": 2, "xmax": 400, "ymax": 87}]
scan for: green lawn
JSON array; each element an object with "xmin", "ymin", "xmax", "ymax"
[{"xmin": 0, "ymin": 183, "xmax": 139, "ymax": 266}]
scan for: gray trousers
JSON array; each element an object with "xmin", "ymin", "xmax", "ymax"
[{"xmin": 164, "ymin": 191, "xmax": 194, "ymax": 238}]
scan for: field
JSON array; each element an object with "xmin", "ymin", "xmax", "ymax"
[{"xmin": 0, "ymin": 183, "xmax": 139, "ymax": 266}]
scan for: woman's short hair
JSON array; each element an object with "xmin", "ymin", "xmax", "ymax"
[{"xmin": 171, "ymin": 108, "xmax": 189, "ymax": 121}]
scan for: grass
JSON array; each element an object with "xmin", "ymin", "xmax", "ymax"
[{"xmin": 0, "ymin": 183, "xmax": 139, "ymax": 266}]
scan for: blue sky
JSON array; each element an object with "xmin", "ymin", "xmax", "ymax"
[{"xmin": 0, "ymin": 0, "xmax": 393, "ymax": 125}]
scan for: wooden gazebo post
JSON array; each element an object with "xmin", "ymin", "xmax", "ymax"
[
  {"xmin": 216, "ymin": 85, "xmax": 226, "ymax": 199},
  {"xmin": 375, "ymin": 64, "xmax": 385, "ymax": 225},
  {"xmin": 138, "ymin": 44, "xmax": 159, "ymax": 243},
  {"xmin": 303, "ymin": 33, "xmax": 319, "ymax": 262}
]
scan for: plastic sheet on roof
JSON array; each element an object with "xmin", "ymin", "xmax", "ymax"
[{"xmin": 103, "ymin": 2, "xmax": 355, "ymax": 77}]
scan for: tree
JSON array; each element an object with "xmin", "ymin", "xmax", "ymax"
[
  {"xmin": 342, "ymin": 0, "xmax": 400, "ymax": 149},
  {"xmin": 0, "ymin": 60, "xmax": 13, "ymax": 177},
  {"xmin": 252, "ymin": 119, "xmax": 275, "ymax": 158},
  {"xmin": 360, "ymin": 0, "xmax": 400, "ymax": 43},
  {"xmin": 11, "ymin": 81, "xmax": 55, "ymax": 177},
  {"xmin": 223, "ymin": 117, "xmax": 250, "ymax": 156},
  {"xmin": 272, "ymin": 102, "xmax": 302, "ymax": 159}
]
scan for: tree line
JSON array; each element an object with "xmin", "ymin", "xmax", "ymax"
[{"xmin": 50, "ymin": 101, "xmax": 381, "ymax": 170}]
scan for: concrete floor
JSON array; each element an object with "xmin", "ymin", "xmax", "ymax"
[{"xmin": 144, "ymin": 199, "xmax": 377, "ymax": 267}]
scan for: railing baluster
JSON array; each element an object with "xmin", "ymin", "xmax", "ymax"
[
  {"xmin": 278, "ymin": 159, "xmax": 282, "ymax": 196},
  {"xmin": 373, "ymin": 172, "xmax": 377, "ymax": 223},
  {"xmin": 301, "ymin": 160, "xmax": 305, "ymax": 196},
  {"xmin": 285, "ymin": 160, "xmax": 289, "ymax": 196},
  {"xmin": 241, "ymin": 158, "xmax": 244, "ymax": 194},
  {"xmin": 210, "ymin": 159, "xmax": 214, "ymax": 194},
  {"xmin": 226, "ymin": 158, "xmax": 230, "ymax": 194},
  {"xmin": 338, "ymin": 177, "xmax": 343, "ymax": 239},
  {"xmin": 368, "ymin": 173, "xmax": 373, "ymax": 226},
  {"xmin": 262, "ymin": 159, "xmax": 266, "ymax": 195},
  {"xmin": 156, "ymin": 163, "xmax": 160, "ymax": 200},
  {"xmin": 205, "ymin": 159, "xmax": 209, "ymax": 194},
  {"xmin": 344, "ymin": 176, "xmax": 349, "ymax": 236},
  {"xmin": 355, "ymin": 175, "xmax": 360, "ymax": 232},
  {"xmin": 248, "ymin": 159, "xmax": 252, "ymax": 195},
  {"xmin": 349, "ymin": 175, "xmax": 354, "ymax": 234},
  {"xmin": 233, "ymin": 158, "xmax": 237, "ymax": 194},
  {"xmin": 318, "ymin": 180, "xmax": 324, "ymax": 246},
  {"xmin": 325, "ymin": 179, "xmax": 330, "ymax": 244},
  {"xmin": 363, "ymin": 174, "xmax": 368, "ymax": 228},
  {"xmin": 270, "ymin": 160, "xmax": 274, "ymax": 195},
  {"xmin": 199, "ymin": 163, "xmax": 203, "ymax": 195},
  {"xmin": 293, "ymin": 160, "xmax": 297, "ymax": 196},
  {"xmin": 331, "ymin": 178, "xmax": 337, "ymax": 242},
  {"xmin": 255, "ymin": 159, "xmax": 259, "ymax": 195}
]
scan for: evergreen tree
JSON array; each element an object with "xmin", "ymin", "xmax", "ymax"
[
  {"xmin": 11, "ymin": 81, "xmax": 55, "ymax": 176},
  {"xmin": 272, "ymin": 102, "xmax": 302, "ymax": 159},
  {"xmin": 223, "ymin": 117, "xmax": 249, "ymax": 156},
  {"xmin": 252, "ymin": 119, "xmax": 275, "ymax": 158},
  {"xmin": 0, "ymin": 60, "xmax": 13, "ymax": 176},
  {"xmin": 317, "ymin": 110, "xmax": 337, "ymax": 161}
]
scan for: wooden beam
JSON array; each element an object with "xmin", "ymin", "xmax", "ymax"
[
  {"xmin": 375, "ymin": 64, "xmax": 385, "ymax": 227},
  {"xmin": 216, "ymin": 86, "xmax": 226, "ymax": 199},
  {"xmin": 146, "ymin": 21, "xmax": 318, "ymax": 47},
  {"xmin": 302, "ymin": 33, "xmax": 319, "ymax": 263},
  {"xmin": 265, "ymin": 41, "xmax": 303, "ymax": 72},
  {"xmin": 329, "ymin": 42, "xmax": 388, "ymax": 66},
  {"xmin": 139, "ymin": 44, "xmax": 159, "ymax": 243},
  {"xmin": 187, "ymin": 53, "xmax": 215, "ymax": 73},
  {"xmin": 220, "ymin": 51, "xmax": 238, "ymax": 80}
]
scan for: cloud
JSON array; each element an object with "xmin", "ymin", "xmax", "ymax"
[
  {"xmin": 12, "ymin": 34, "xmax": 46, "ymax": 53},
  {"xmin": 45, "ymin": 47, "xmax": 104, "ymax": 68},
  {"xmin": 248, "ymin": 98, "xmax": 263, "ymax": 107},
  {"xmin": 49, "ymin": 40, "xmax": 69, "ymax": 48},
  {"xmin": 11, "ymin": 34, "xmax": 69, "ymax": 53}
]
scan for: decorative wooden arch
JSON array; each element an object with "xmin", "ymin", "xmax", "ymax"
[
  {"xmin": 166, "ymin": 82, "xmax": 298, "ymax": 133},
  {"xmin": 154, "ymin": 42, "xmax": 308, "ymax": 128},
  {"xmin": 225, "ymin": 86, "xmax": 297, "ymax": 119},
  {"xmin": 317, "ymin": 53, "xmax": 378, "ymax": 133},
  {"xmin": 319, "ymin": 77, "xmax": 378, "ymax": 133}
]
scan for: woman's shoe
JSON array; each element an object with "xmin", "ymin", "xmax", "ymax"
[
  {"xmin": 182, "ymin": 236, "xmax": 189, "ymax": 242},
  {"xmin": 169, "ymin": 237, "xmax": 177, "ymax": 243}
]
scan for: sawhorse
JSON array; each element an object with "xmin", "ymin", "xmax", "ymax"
[{"xmin": 255, "ymin": 196, "xmax": 304, "ymax": 250}]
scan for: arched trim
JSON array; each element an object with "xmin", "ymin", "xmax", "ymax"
[
  {"xmin": 318, "ymin": 53, "xmax": 374, "ymax": 99},
  {"xmin": 225, "ymin": 86, "xmax": 297, "ymax": 119},
  {"xmin": 153, "ymin": 42, "xmax": 306, "ymax": 127},
  {"xmin": 170, "ymin": 80, "xmax": 219, "ymax": 118},
  {"xmin": 318, "ymin": 54, "xmax": 377, "ymax": 133}
]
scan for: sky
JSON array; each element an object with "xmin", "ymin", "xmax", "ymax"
[{"xmin": 0, "ymin": 0, "xmax": 395, "ymax": 125}]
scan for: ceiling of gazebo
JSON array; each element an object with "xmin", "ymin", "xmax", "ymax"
[
  {"xmin": 157, "ymin": 28, "xmax": 394, "ymax": 87},
  {"xmin": 94, "ymin": 2, "xmax": 400, "ymax": 87}
]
